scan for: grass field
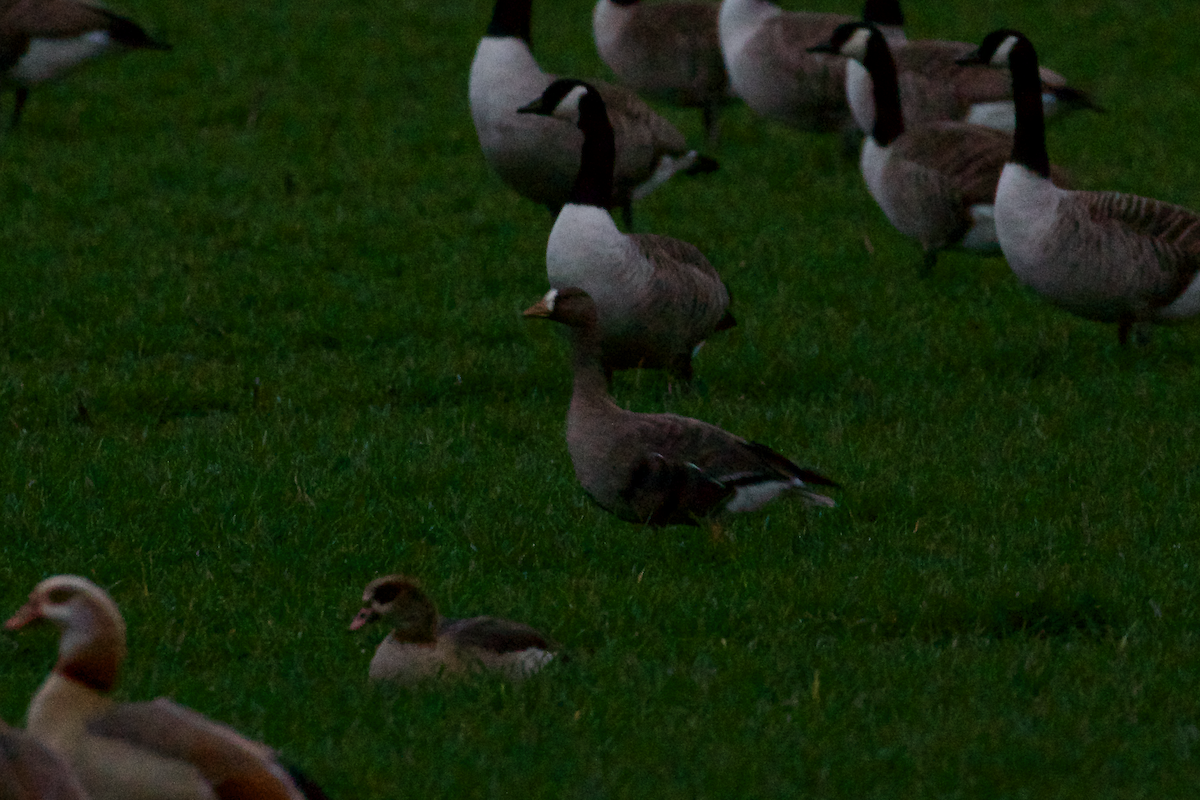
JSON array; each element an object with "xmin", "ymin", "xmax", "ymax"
[{"xmin": 4, "ymin": 0, "xmax": 1200, "ymax": 796}]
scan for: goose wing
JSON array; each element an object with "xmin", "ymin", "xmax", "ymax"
[
  {"xmin": 0, "ymin": 724, "xmax": 89, "ymax": 800},
  {"xmin": 441, "ymin": 616, "xmax": 555, "ymax": 654},
  {"xmin": 891, "ymin": 123, "xmax": 1010, "ymax": 207},
  {"xmin": 85, "ymin": 698, "xmax": 311, "ymax": 800},
  {"xmin": 596, "ymin": 79, "xmax": 688, "ymax": 154}
]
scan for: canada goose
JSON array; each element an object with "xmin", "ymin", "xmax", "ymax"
[
  {"xmin": 0, "ymin": 0, "xmax": 171, "ymax": 129},
  {"xmin": 959, "ymin": 30, "xmax": 1200, "ymax": 343},
  {"xmin": 519, "ymin": 78, "xmax": 734, "ymax": 383},
  {"xmin": 350, "ymin": 576, "xmax": 555, "ymax": 683},
  {"xmin": 592, "ymin": 0, "xmax": 732, "ymax": 147},
  {"xmin": 0, "ymin": 720, "xmax": 90, "ymax": 800},
  {"xmin": 5, "ymin": 575, "xmax": 329, "ymax": 800},
  {"xmin": 810, "ymin": 23, "xmax": 1067, "ymax": 273},
  {"xmin": 851, "ymin": 2, "xmax": 1098, "ymax": 132},
  {"xmin": 524, "ymin": 287, "xmax": 838, "ymax": 531},
  {"xmin": 717, "ymin": 0, "xmax": 903, "ymax": 132},
  {"xmin": 469, "ymin": 0, "xmax": 712, "ymax": 226}
]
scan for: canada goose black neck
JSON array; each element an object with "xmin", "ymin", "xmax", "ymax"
[
  {"xmin": 862, "ymin": 0, "xmax": 903, "ymax": 27},
  {"xmin": 1007, "ymin": 35, "xmax": 1051, "ymax": 178},
  {"xmin": 571, "ymin": 88, "xmax": 617, "ymax": 209},
  {"xmin": 486, "ymin": 0, "xmax": 532, "ymax": 43},
  {"xmin": 609, "ymin": 0, "xmax": 642, "ymax": 6},
  {"xmin": 862, "ymin": 28, "xmax": 904, "ymax": 146}
]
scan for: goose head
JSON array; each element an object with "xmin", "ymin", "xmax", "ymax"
[
  {"xmin": 517, "ymin": 79, "xmax": 605, "ymax": 129},
  {"xmin": 522, "ymin": 287, "xmax": 601, "ymax": 330},
  {"xmin": 808, "ymin": 21, "xmax": 878, "ymax": 62},
  {"xmin": 861, "ymin": 0, "xmax": 903, "ymax": 28},
  {"xmin": 6, "ymin": 575, "xmax": 127, "ymax": 693},
  {"xmin": 955, "ymin": 29, "xmax": 1028, "ymax": 68},
  {"xmin": 350, "ymin": 576, "xmax": 439, "ymax": 644}
]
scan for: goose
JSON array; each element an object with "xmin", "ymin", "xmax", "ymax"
[
  {"xmin": 469, "ymin": 0, "xmax": 713, "ymax": 226},
  {"xmin": 810, "ymin": 23, "xmax": 1071, "ymax": 273},
  {"xmin": 850, "ymin": 2, "xmax": 1097, "ymax": 133},
  {"xmin": 0, "ymin": 720, "xmax": 90, "ymax": 800},
  {"xmin": 4, "ymin": 575, "xmax": 330, "ymax": 800},
  {"xmin": 0, "ymin": 0, "xmax": 171, "ymax": 129},
  {"xmin": 519, "ymin": 78, "xmax": 734, "ymax": 383},
  {"xmin": 349, "ymin": 576, "xmax": 555, "ymax": 683},
  {"xmin": 959, "ymin": 30, "xmax": 1200, "ymax": 343},
  {"xmin": 592, "ymin": 0, "xmax": 732, "ymax": 147},
  {"xmin": 717, "ymin": 0, "xmax": 903, "ymax": 132},
  {"xmin": 524, "ymin": 287, "xmax": 838, "ymax": 532}
]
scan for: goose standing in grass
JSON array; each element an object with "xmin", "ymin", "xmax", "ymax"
[
  {"xmin": 469, "ymin": 0, "xmax": 712, "ymax": 226},
  {"xmin": 5, "ymin": 575, "xmax": 330, "ymax": 800},
  {"xmin": 524, "ymin": 287, "xmax": 837, "ymax": 532},
  {"xmin": 810, "ymin": 23, "xmax": 1070, "ymax": 274},
  {"xmin": 0, "ymin": 0, "xmax": 171, "ymax": 129},
  {"xmin": 851, "ymin": 2, "xmax": 1097, "ymax": 133},
  {"xmin": 519, "ymin": 78, "xmax": 734, "ymax": 384},
  {"xmin": 350, "ymin": 576, "xmax": 555, "ymax": 683},
  {"xmin": 959, "ymin": 30, "xmax": 1200, "ymax": 343},
  {"xmin": 592, "ymin": 0, "xmax": 732, "ymax": 148},
  {"xmin": 717, "ymin": 0, "xmax": 903, "ymax": 132},
  {"xmin": 0, "ymin": 720, "xmax": 90, "ymax": 800}
]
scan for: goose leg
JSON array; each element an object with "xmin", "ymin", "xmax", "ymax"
[
  {"xmin": 10, "ymin": 88, "xmax": 28, "ymax": 130},
  {"xmin": 702, "ymin": 103, "xmax": 721, "ymax": 150},
  {"xmin": 920, "ymin": 250, "xmax": 938, "ymax": 277}
]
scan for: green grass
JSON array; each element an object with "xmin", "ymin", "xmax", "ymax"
[{"xmin": 4, "ymin": 0, "xmax": 1200, "ymax": 797}]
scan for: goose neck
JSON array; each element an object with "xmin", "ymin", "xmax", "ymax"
[
  {"xmin": 568, "ymin": 329, "xmax": 616, "ymax": 407},
  {"xmin": 487, "ymin": 0, "xmax": 532, "ymax": 43},
  {"xmin": 571, "ymin": 91, "xmax": 616, "ymax": 208},
  {"xmin": 1008, "ymin": 38, "xmax": 1050, "ymax": 178},
  {"xmin": 862, "ymin": 31, "xmax": 903, "ymax": 145}
]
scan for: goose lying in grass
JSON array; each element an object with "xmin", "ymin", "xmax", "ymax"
[
  {"xmin": 592, "ymin": 0, "xmax": 732, "ymax": 148},
  {"xmin": 959, "ymin": 30, "xmax": 1200, "ymax": 343},
  {"xmin": 0, "ymin": 720, "xmax": 90, "ymax": 800},
  {"xmin": 350, "ymin": 576, "xmax": 555, "ymax": 683},
  {"xmin": 519, "ymin": 78, "xmax": 734, "ymax": 384},
  {"xmin": 469, "ymin": 0, "xmax": 712, "ymax": 226},
  {"xmin": 5, "ymin": 575, "xmax": 329, "ymax": 800},
  {"xmin": 524, "ymin": 287, "xmax": 837, "ymax": 533},
  {"xmin": 810, "ymin": 22, "xmax": 1070, "ymax": 274},
  {"xmin": 0, "ymin": 0, "xmax": 171, "ymax": 128}
]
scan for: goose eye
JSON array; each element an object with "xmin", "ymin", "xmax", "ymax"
[
  {"xmin": 47, "ymin": 588, "xmax": 75, "ymax": 604},
  {"xmin": 373, "ymin": 584, "xmax": 401, "ymax": 604}
]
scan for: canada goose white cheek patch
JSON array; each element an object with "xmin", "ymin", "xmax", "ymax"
[
  {"xmin": 991, "ymin": 35, "xmax": 1019, "ymax": 66},
  {"xmin": 841, "ymin": 27, "xmax": 872, "ymax": 61},
  {"xmin": 959, "ymin": 205, "xmax": 1001, "ymax": 253}
]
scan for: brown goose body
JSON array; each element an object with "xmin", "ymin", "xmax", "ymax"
[
  {"xmin": 525, "ymin": 288, "xmax": 837, "ymax": 526},
  {"xmin": 0, "ymin": 0, "xmax": 170, "ymax": 127},
  {"xmin": 350, "ymin": 576, "xmax": 555, "ymax": 683},
  {"xmin": 4, "ymin": 576, "xmax": 326, "ymax": 800},
  {"xmin": 0, "ymin": 721, "xmax": 89, "ymax": 800}
]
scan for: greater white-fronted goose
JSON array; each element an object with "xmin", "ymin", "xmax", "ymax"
[
  {"xmin": 469, "ymin": 0, "xmax": 712, "ymax": 226},
  {"xmin": 524, "ymin": 287, "xmax": 838, "ymax": 530},
  {"xmin": 4, "ymin": 575, "xmax": 329, "ymax": 800},
  {"xmin": 717, "ymin": 0, "xmax": 903, "ymax": 132},
  {"xmin": 0, "ymin": 720, "xmax": 90, "ymax": 800},
  {"xmin": 592, "ymin": 0, "xmax": 732, "ymax": 147},
  {"xmin": 519, "ymin": 78, "xmax": 734, "ymax": 383},
  {"xmin": 959, "ymin": 30, "xmax": 1200, "ymax": 343},
  {"xmin": 810, "ymin": 22, "xmax": 1070, "ymax": 273},
  {"xmin": 0, "ymin": 0, "xmax": 171, "ymax": 128},
  {"xmin": 349, "ymin": 576, "xmax": 555, "ymax": 683},
  {"xmin": 851, "ymin": 1, "xmax": 1096, "ymax": 133}
]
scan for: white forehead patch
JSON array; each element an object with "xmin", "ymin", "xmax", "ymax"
[
  {"xmin": 992, "ymin": 35, "xmax": 1019, "ymax": 65},
  {"xmin": 842, "ymin": 27, "xmax": 873, "ymax": 61},
  {"xmin": 553, "ymin": 84, "xmax": 590, "ymax": 123}
]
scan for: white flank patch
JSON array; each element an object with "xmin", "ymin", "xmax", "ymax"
[
  {"xmin": 724, "ymin": 479, "xmax": 796, "ymax": 513},
  {"xmin": 632, "ymin": 151, "xmax": 697, "ymax": 201},
  {"xmin": 1160, "ymin": 273, "xmax": 1200, "ymax": 320},
  {"xmin": 958, "ymin": 204, "xmax": 1001, "ymax": 254},
  {"xmin": 964, "ymin": 100, "xmax": 1017, "ymax": 131},
  {"xmin": 718, "ymin": 0, "xmax": 779, "ymax": 64},
  {"xmin": 10, "ymin": 32, "xmax": 114, "ymax": 85},
  {"xmin": 509, "ymin": 648, "xmax": 554, "ymax": 676}
]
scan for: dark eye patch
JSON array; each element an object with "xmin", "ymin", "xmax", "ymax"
[
  {"xmin": 47, "ymin": 588, "xmax": 75, "ymax": 603},
  {"xmin": 373, "ymin": 583, "xmax": 401, "ymax": 604}
]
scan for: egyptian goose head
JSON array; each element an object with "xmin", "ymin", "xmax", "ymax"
[{"xmin": 349, "ymin": 575, "xmax": 438, "ymax": 644}]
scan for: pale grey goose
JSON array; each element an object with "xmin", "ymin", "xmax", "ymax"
[
  {"xmin": 717, "ymin": 0, "xmax": 903, "ymax": 132},
  {"xmin": 811, "ymin": 22, "xmax": 1070, "ymax": 273},
  {"xmin": 0, "ymin": 0, "xmax": 170, "ymax": 128},
  {"xmin": 524, "ymin": 287, "xmax": 838, "ymax": 530},
  {"xmin": 519, "ymin": 78, "xmax": 734, "ymax": 383},
  {"xmin": 960, "ymin": 30, "xmax": 1200, "ymax": 343},
  {"xmin": 469, "ymin": 0, "xmax": 713, "ymax": 226},
  {"xmin": 350, "ymin": 576, "xmax": 555, "ymax": 683},
  {"xmin": 0, "ymin": 720, "xmax": 90, "ymax": 800},
  {"xmin": 5, "ymin": 575, "xmax": 329, "ymax": 800},
  {"xmin": 592, "ymin": 0, "xmax": 732, "ymax": 147}
]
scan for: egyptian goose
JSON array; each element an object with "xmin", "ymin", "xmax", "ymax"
[
  {"xmin": 592, "ymin": 0, "xmax": 732, "ymax": 147},
  {"xmin": 349, "ymin": 576, "xmax": 555, "ymax": 683},
  {"xmin": 518, "ymin": 78, "xmax": 734, "ymax": 384},
  {"xmin": 0, "ymin": 720, "xmax": 90, "ymax": 800},
  {"xmin": 959, "ymin": 30, "xmax": 1200, "ymax": 343},
  {"xmin": 717, "ymin": 0, "xmax": 903, "ymax": 132},
  {"xmin": 0, "ymin": 0, "xmax": 171, "ymax": 128},
  {"xmin": 524, "ymin": 287, "xmax": 838, "ymax": 530},
  {"xmin": 469, "ymin": 0, "xmax": 712, "ymax": 226},
  {"xmin": 810, "ymin": 22, "xmax": 1070, "ymax": 273},
  {"xmin": 4, "ymin": 575, "xmax": 329, "ymax": 800}
]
